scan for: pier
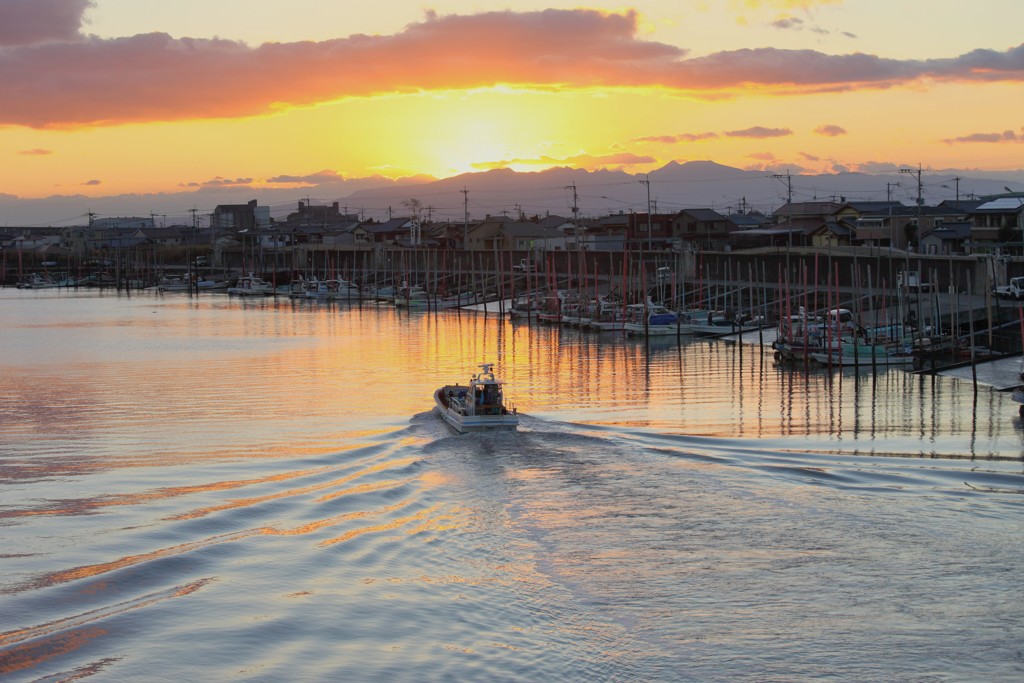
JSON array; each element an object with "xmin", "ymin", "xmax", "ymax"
[{"xmin": 4, "ymin": 244, "xmax": 1022, "ymax": 372}]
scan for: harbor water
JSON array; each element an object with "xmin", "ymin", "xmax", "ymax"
[{"xmin": 1, "ymin": 289, "xmax": 1022, "ymax": 682}]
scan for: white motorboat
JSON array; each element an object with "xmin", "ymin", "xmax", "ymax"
[
  {"xmin": 585, "ymin": 295, "xmax": 625, "ymax": 332},
  {"xmin": 509, "ymin": 292, "xmax": 543, "ymax": 319},
  {"xmin": 301, "ymin": 278, "xmax": 360, "ymax": 300},
  {"xmin": 810, "ymin": 342, "xmax": 916, "ymax": 367},
  {"xmin": 153, "ymin": 274, "xmax": 228, "ymax": 292},
  {"xmin": 394, "ymin": 284, "xmax": 430, "ymax": 308},
  {"xmin": 17, "ymin": 272, "xmax": 66, "ymax": 289},
  {"xmin": 434, "ymin": 363, "xmax": 519, "ymax": 433},
  {"xmin": 196, "ymin": 277, "xmax": 228, "ymax": 291},
  {"xmin": 537, "ymin": 290, "xmax": 567, "ymax": 323},
  {"xmin": 228, "ymin": 274, "xmax": 275, "ymax": 296},
  {"xmin": 155, "ymin": 275, "xmax": 190, "ymax": 292},
  {"xmin": 623, "ymin": 299, "xmax": 680, "ymax": 336}
]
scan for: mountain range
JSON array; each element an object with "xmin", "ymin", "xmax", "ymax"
[{"xmin": 3, "ymin": 161, "xmax": 1022, "ymax": 228}]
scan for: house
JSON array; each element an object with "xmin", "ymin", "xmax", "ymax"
[
  {"xmin": 853, "ymin": 201, "xmax": 972, "ymax": 250},
  {"xmin": 11, "ymin": 233, "xmax": 61, "ymax": 250},
  {"xmin": 135, "ymin": 227, "xmax": 186, "ymax": 247},
  {"xmin": 92, "ymin": 216, "xmax": 155, "ymax": 230},
  {"xmin": 212, "ymin": 199, "xmax": 270, "ymax": 231},
  {"xmin": 727, "ymin": 211, "xmax": 771, "ymax": 231},
  {"xmin": 920, "ymin": 222, "xmax": 971, "ymax": 255},
  {"xmin": 623, "ymin": 212, "xmax": 675, "ymax": 250},
  {"xmin": 809, "ymin": 220, "xmax": 853, "ymax": 247},
  {"xmin": 771, "ymin": 201, "xmax": 842, "ymax": 247},
  {"xmin": 966, "ymin": 195, "xmax": 1024, "ymax": 251},
  {"xmin": 465, "ymin": 216, "xmax": 566, "ymax": 252},
  {"xmin": 321, "ymin": 221, "xmax": 364, "ymax": 247},
  {"xmin": 360, "ymin": 217, "xmax": 414, "ymax": 245},
  {"xmin": 282, "ymin": 201, "xmax": 359, "ymax": 228},
  {"xmin": 584, "ymin": 213, "xmax": 629, "ymax": 251},
  {"xmin": 670, "ymin": 209, "xmax": 735, "ymax": 250},
  {"xmin": 535, "ymin": 215, "xmax": 574, "ymax": 233},
  {"xmin": 499, "ymin": 221, "xmax": 566, "ymax": 251}
]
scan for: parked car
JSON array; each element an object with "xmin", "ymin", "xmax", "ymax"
[{"xmin": 512, "ymin": 259, "xmax": 537, "ymax": 273}]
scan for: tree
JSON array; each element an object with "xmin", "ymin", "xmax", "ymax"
[
  {"xmin": 904, "ymin": 221, "xmax": 919, "ymax": 249},
  {"xmin": 402, "ymin": 198, "xmax": 423, "ymax": 246}
]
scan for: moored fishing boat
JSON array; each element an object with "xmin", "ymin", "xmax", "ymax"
[
  {"xmin": 810, "ymin": 342, "xmax": 916, "ymax": 367},
  {"xmin": 394, "ymin": 283, "xmax": 429, "ymax": 308},
  {"xmin": 586, "ymin": 295, "xmax": 625, "ymax": 332},
  {"xmin": 623, "ymin": 299, "xmax": 679, "ymax": 336},
  {"xmin": 434, "ymin": 291, "xmax": 477, "ymax": 309},
  {"xmin": 559, "ymin": 296, "xmax": 591, "ymax": 327},
  {"xmin": 537, "ymin": 290, "xmax": 567, "ymax": 323},
  {"xmin": 509, "ymin": 292, "xmax": 543, "ymax": 319},
  {"xmin": 303, "ymin": 278, "xmax": 360, "ymax": 300},
  {"xmin": 434, "ymin": 363, "xmax": 518, "ymax": 433},
  {"xmin": 17, "ymin": 272, "xmax": 65, "ymax": 289},
  {"xmin": 154, "ymin": 275, "xmax": 190, "ymax": 291},
  {"xmin": 227, "ymin": 274, "xmax": 275, "ymax": 296}
]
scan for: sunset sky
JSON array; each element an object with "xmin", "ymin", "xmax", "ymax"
[{"xmin": 2, "ymin": 0, "xmax": 1024, "ymax": 222}]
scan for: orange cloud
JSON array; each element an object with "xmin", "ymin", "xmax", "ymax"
[
  {"xmin": 18, "ymin": 148, "xmax": 54, "ymax": 155},
  {"xmin": 180, "ymin": 176, "xmax": 254, "ymax": 188},
  {"xmin": 734, "ymin": 0, "xmax": 844, "ymax": 8},
  {"xmin": 632, "ymin": 132, "xmax": 719, "ymax": 143},
  {"xmin": 2, "ymin": 8, "xmax": 1023, "ymax": 129},
  {"xmin": 472, "ymin": 151, "xmax": 655, "ymax": 170}
]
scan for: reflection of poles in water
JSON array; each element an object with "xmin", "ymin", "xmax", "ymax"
[{"xmin": 967, "ymin": 270, "xmax": 978, "ymax": 394}]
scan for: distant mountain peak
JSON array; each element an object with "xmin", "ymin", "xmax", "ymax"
[{"xmin": 654, "ymin": 160, "xmax": 752, "ymax": 178}]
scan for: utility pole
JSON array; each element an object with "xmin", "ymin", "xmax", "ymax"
[
  {"xmin": 639, "ymin": 175, "xmax": 652, "ymax": 249},
  {"xmin": 462, "ymin": 187, "xmax": 469, "ymax": 249},
  {"xmin": 773, "ymin": 170, "xmax": 793, "ymax": 204},
  {"xmin": 565, "ymin": 183, "xmax": 580, "ymax": 249},
  {"xmin": 773, "ymin": 170, "xmax": 793, "ymax": 248},
  {"xmin": 900, "ymin": 164, "xmax": 923, "ymax": 250},
  {"xmin": 887, "ymin": 182, "xmax": 899, "ymax": 251},
  {"xmin": 565, "ymin": 183, "xmax": 579, "ymax": 221},
  {"xmin": 187, "ymin": 206, "xmax": 198, "ymax": 293}
]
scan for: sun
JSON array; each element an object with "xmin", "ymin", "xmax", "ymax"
[{"xmin": 405, "ymin": 88, "xmax": 575, "ymax": 176}]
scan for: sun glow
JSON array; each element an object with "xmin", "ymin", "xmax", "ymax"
[{"xmin": 402, "ymin": 88, "xmax": 576, "ymax": 176}]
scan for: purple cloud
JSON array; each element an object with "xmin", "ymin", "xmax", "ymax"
[
  {"xmin": 815, "ymin": 124, "xmax": 847, "ymax": 136},
  {"xmin": 0, "ymin": 0, "xmax": 92, "ymax": 47},
  {"xmin": 726, "ymin": 127, "xmax": 793, "ymax": 139},
  {"xmin": 942, "ymin": 130, "xmax": 1019, "ymax": 144}
]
